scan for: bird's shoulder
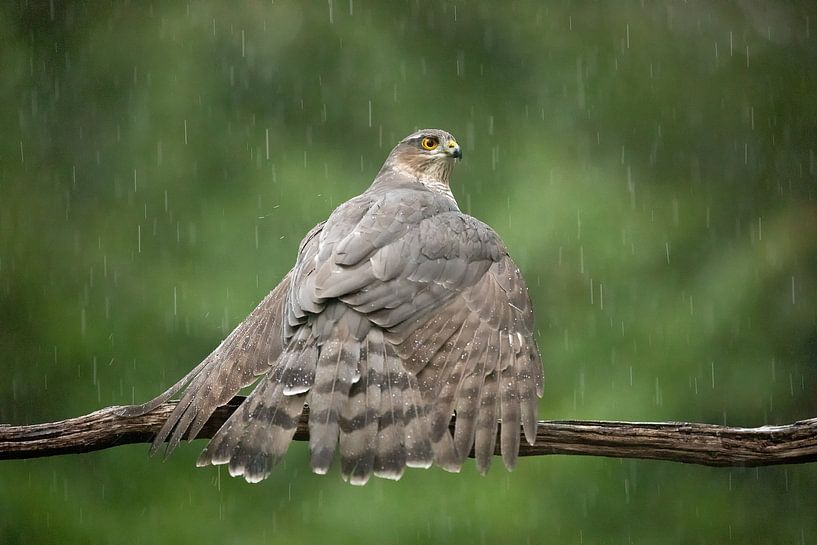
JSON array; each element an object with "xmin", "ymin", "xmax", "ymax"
[{"xmin": 370, "ymin": 183, "xmax": 457, "ymax": 214}]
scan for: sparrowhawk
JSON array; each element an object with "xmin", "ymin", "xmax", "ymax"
[{"xmin": 122, "ymin": 129, "xmax": 543, "ymax": 485}]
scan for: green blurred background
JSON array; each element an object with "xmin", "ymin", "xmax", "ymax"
[{"xmin": 2, "ymin": 1, "xmax": 816, "ymax": 543}]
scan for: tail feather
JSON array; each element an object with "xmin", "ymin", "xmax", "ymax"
[
  {"xmin": 338, "ymin": 327, "xmax": 433, "ymax": 483},
  {"xmin": 225, "ymin": 387, "xmax": 305, "ymax": 483},
  {"xmin": 308, "ymin": 315, "xmax": 361, "ymax": 474},
  {"xmin": 373, "ymin": 343, "xmax": 407, "ymax": 480},
  {"xmin": 403, "ymin": 371, "xmax": 433, "ymax": 468},
  {"xmin": 197, "ymin": 364, "xmax": 287, "ymax": 466},
  {"xmin": 430, "ymin": 428, "xmax": 460, "ymax": 472},
  {"xmin": 339, "ymin": 333, "xmax": 382, "ymax": 485},
  {"xmin": 280, "ymin": 331, "xmax": 318, "ymax": 395}
]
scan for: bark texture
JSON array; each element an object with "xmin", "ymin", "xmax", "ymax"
[{"xmin": 2, "ymin": 397, "xmax": 816, "ymax": 467}]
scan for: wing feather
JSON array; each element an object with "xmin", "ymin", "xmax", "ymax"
[
  {"xmin": 474, "ymin": 369, "xmax": 499, "ymax": 474},
  {"xmin": 452, "ymin": 327, "xmax": 494, "ymax": 463},
  {"xmin": 118, "ymin": 272, "xmax": 292, "ymax": 454},
  {"xmin": 499, "ymin": 333, "xmax": 521, "ymax": 470},
  {"xmin": 197, "ymin": 324, "xmax": 317, "ymax": 482},
  {"xmin": 394, "ymin": 255, "xmax": 542, "ymax": 473}
]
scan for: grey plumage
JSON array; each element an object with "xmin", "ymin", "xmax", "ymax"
[
  {"xmin": 338, "ymin": 329, "xmax": 382, "ymax": 484},
  {"xmin": 121, "ymin": 128, "xmax": 543, "ymax": 484}
]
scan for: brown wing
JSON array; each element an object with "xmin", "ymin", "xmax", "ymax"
[
  {"xmin": 385, "ymin": 254, "xmax": 543, "ymax": 473},
  {"xmin": 194, "ymin": 217, "xmax": 328, "ymax": 483},
  {"xmin": 116, "ymin": 274, "xmax": 291, "ymax": 453},
  {"xmin": 117, "ymin": 222, "xmax": 326, "ymax": 455}
]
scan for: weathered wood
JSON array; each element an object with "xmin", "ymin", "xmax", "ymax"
[{"xmin": 2, "ymin": 396, "xmax": 816, "ymax": 467}]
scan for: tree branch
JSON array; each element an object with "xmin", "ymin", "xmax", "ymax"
[{"xmin": 2, "ymin": 397, "xmax": 816, "ymax": 467}]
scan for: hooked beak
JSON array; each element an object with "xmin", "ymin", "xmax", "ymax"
[{"xmin": 446, "ymin": 138, "xmax": 462, "ymax": 159}]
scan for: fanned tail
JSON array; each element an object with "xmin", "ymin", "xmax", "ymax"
[{"xmin": 337, "ymin": 328, "xmax": 433, "ymax": 484}]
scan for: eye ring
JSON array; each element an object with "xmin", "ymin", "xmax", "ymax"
[{"xmin": 420, "ymin": 136, "xmax": 439, "ymax": 151}]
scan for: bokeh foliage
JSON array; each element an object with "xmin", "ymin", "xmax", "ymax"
[{"xmin": 1, "ymin": 1, "xmax": 816, "ymax": 543}]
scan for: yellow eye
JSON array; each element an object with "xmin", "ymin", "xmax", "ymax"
[{"xmin": 421, "ymin": 137, "xmax": 439, "ymax": 150}]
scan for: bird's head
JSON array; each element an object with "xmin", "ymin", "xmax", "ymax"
[{"xmin": 379, "ymin": 128, "xmax": 462, "ymax": 191}]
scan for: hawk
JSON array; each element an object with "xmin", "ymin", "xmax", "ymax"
[{"xmin": 122, "ymin": 129, "xmax": 543, "ymax": 485}]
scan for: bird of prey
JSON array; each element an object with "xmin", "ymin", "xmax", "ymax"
[{"xmin": 122, "ymin": 129, "xmax": 543, "ymax": 485}]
